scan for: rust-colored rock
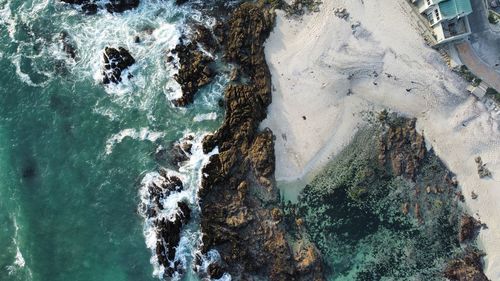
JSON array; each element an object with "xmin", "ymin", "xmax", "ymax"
[
  {"xmin": 444, "ymin": 249, "xmax": 490, "ymax": 281},
  {"xmin": 198, "ymin": 2, "xmax": 324, "ymax": 280},
  {"xmin": 378, "ymin": 118, "xmax": 426, "ymax": 180},
  {"xmin": 459, "ymin": 215, "xmax": 481, "ymax": 243}
]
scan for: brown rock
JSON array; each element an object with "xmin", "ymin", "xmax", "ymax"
[
  {"xmin": 459, "ymin": 215, "xmax": 481, "ymax": 243},
  {"xmin": 444, "ymin": 249, "xmax": 489, "ymax": 281},
  {"xmin": 198, "ymin": 3, "xmax": 324, "ymax": 281}
]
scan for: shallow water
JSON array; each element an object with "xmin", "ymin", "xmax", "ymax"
[
  {"xmin": 296, "ymin": 126, "xmax": 465, "ymax": 281},
  {"xmin": 0, "ymin": 1, "xmax": 224, "ymax": 280}
]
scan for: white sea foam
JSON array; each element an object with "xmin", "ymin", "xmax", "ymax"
[
  {"xmin": 105, "ymin": 128, "xmax": 164, "ymax": 154},
  {"xmin": 0, "ymin": 1, "xmax": 17, "ymax": 41},
  {"xmin": 10, "ymin": 55, "xmax": 40, "ymax": 87},
  {"xmin": 193, "ymin": 112, "xmax": 217, "ymax": 122},
  {"xmin": 54, "ymin": 1, "xmax": 184, "ymax": 106},
  {"xmin": 6, "ymin": 216, "xmax": 31, "ymax": 278}
]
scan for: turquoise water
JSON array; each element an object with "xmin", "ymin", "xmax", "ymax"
[{"xmin": 0, "ymin": 1, "xmax": 224, "ymax": 280}]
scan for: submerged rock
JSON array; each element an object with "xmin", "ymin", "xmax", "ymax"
[
  {"xmin": 170, "ymin": 135, "xmax": 194, "ymax": 166},
  {"xmin": 102, "ymin": 47, "xmax": 135, "ymax": 84},
  {"xmin": 59, "ymin": 31, "xmax": 77, "ymax": 59}
]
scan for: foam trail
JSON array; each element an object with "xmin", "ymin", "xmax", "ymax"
[
  {"xmin": 193, "ymin": 112, "xmax": 217, "ymax": 122},
  {"xmin": 105, "ymin": 128, "xmax": 164, "ymax": 155},
  {"xmin": 6, "ymin": 217, "xmax": 32, "ymax": 278}
]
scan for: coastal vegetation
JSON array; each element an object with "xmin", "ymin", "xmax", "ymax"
[
  {"xmin": 488, "ymin": 10, "xmax": 499, "ymax": 25},
  {"xmin": 486, "ymin": 87, "xmax": 500, "ymax": 102},
  {"xmin": 455, "ymin": 65, "xmax": 482, "ymax": 86}
]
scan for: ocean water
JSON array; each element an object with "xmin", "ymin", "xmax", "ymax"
[{"xmin": 0, "ymin": 1, "xmax": 225, "ymax": 280}]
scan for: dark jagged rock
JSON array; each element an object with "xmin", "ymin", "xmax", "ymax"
[
  {"xmin": 170, "ymin": 41, "xmax": 214, "ymax": 106},
  {"xmin": 59, "ymin": 0, "xmax": 138, "ymax": 14},
  {"xmin": 208, "ymin": 263, "xmax": 224, "ymax": 279},
  {"xmin": 198, "ymin": 3, "xmax": 324, "ymax": 281},
  {"xmin": 59, "ymin": 31, "xmax": 77, "ymax": 60},
  {"xmin": 155, "ymin": 201, "xmax": 191, "ymax": 277},
  {"xmin": 459, "ymin": 215, "xmax": 482, "ymax": 243},
  {"xmin": 102, "ymin": 47, "xmax": 135, "ymax": 84},
  {"xmin": 170, "ymin": 135, "xmax": 194, "ymax": 166},
  {"xmin": 146, "ymin": 171, "xmax": 183, "ymax": 213},
  {"xmin": 175, "ymin": 0, "xmax": 188, "ymax": 5},
  {"xmin": 105, "ymin": 0, "xmax": 139, "ymax": 13},
  {"xmin": 81, "ymin": 3, "xmax": 98, "ymax": 15},
  {"xmin": 144, "ymin": 170, "xmax": 191, "ymax": 278},
  {"xmin": 444, "ymin": 249, "xmax": 490, "ymax": 281}
]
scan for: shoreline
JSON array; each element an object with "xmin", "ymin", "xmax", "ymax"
[{"xmin": 263, "ymin": 0, "xmax": 500, "ymax": 278}]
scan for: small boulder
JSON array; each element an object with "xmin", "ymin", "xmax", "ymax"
[
  {"xmin": 102, "ymin": 47, "xmax": 135, "ymax": 84},
  {"xmin": 459, "ymin": 215, "xmax": 481, "ymax": 243}
]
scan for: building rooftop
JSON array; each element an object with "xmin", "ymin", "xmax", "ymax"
[{"xmin": 439, "ymin": 0, "xmax": 473, "ymax": 18}]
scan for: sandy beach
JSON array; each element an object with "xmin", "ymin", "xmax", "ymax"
[{"xmin": 262, "ymin": 0, "xmax": 500, "ymax": 278}]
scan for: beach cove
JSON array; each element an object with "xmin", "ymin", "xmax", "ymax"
[{"xmin": 263, "ymin": 0, "xmax": 500, "ymax": 279}]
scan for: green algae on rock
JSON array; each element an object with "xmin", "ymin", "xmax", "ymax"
[{"xmin": 292, "ymin": 115, "xmax": 487, "ymax": 280}]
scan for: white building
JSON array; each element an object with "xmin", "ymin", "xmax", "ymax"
[{"xmin": 413, "ymin": 0, "xmax": 473, "ymax": 44}]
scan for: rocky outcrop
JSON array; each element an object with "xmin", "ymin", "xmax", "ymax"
[
  {"xmin": 475, "ymin": 156, "xmax": 492, "ymax": 178},
  {"xmin": 459, "ymin": 215, "xmax": 482, "ymax": 243},
  {"xmin": 156, "ymin": 201, "xmax": 191, "ymax": 277},
  {"xmin": 169, "ymin": 134, "xmax": 194, "ymax": 166},
  {"xmin": 59, "ymin": 31, "xmax": 77, "ymax": 60},
  {"xmin": 102, "ymin": 47, "xmax": 135, "ymax": 84},
  {"xmin": 104, "ymin": 0, "xmax": 139, "ymax": 13},
  {"xmin": 59, "ymin": 0, "xmax": 139, "ymax": 14},
  {"xmin": 198, "ymin": 2, "xmax": 324, "ymax": 280},
  {"xmin": 170, "ymin": 42, "xmax": 214, "ymax": 106},
  {"xmin": 378, "ymin": 118, "xmax": 426, "ymax": 180},
  {"xmin": 143, "ymin": 170, "xmax": 191, "ymax": 278},
  {"xmin": 444, "ymin": 249, "xmax": 490, "ymax": 281},
  {"xmin": 145, "ymin": 170, "xmax": 183, "ymax": 217}
]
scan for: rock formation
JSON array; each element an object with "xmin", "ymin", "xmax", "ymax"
[
  {"xmin": 59, "ymin": 0, "xmax": 139, "ymax": 14},
  {"xmin": 59, "ymin": 31, "xmax": 77, "ymax": 60},
  {"xmin": 170, "ymin": 42, "xmax": 214, "ymax": 106},
  {"xmin": 102, "ymin": 47, "xmax": 135, "ymax": 84},
  {"xmin": 459, "ymin": 215, "xmax": 482, "ymax": 243},
  {"xmin": 444, "ymin": 249, "xmax": 490, "ymax": 281},
  {"xmin": 198, "ymin": 2, "xmax": 324, "ymax": 280},
  {"xmin": 143, "ymin": 170, "xmax": 192, "ymax": 278},
  {"xmin": 378, "ymin": 118, "xmax": 426, "ymax": 181},
  {"xmin": 475, "ymin": 156, "xmax": 492, "ymax": 178},
  {"xmin": 104, "ymin": 0, "xmax": 139, "ymax": 13}
]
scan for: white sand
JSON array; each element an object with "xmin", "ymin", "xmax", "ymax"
[{"xmin": 261, "ymin": 0, "xmax": 500, "ymax": 278}]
